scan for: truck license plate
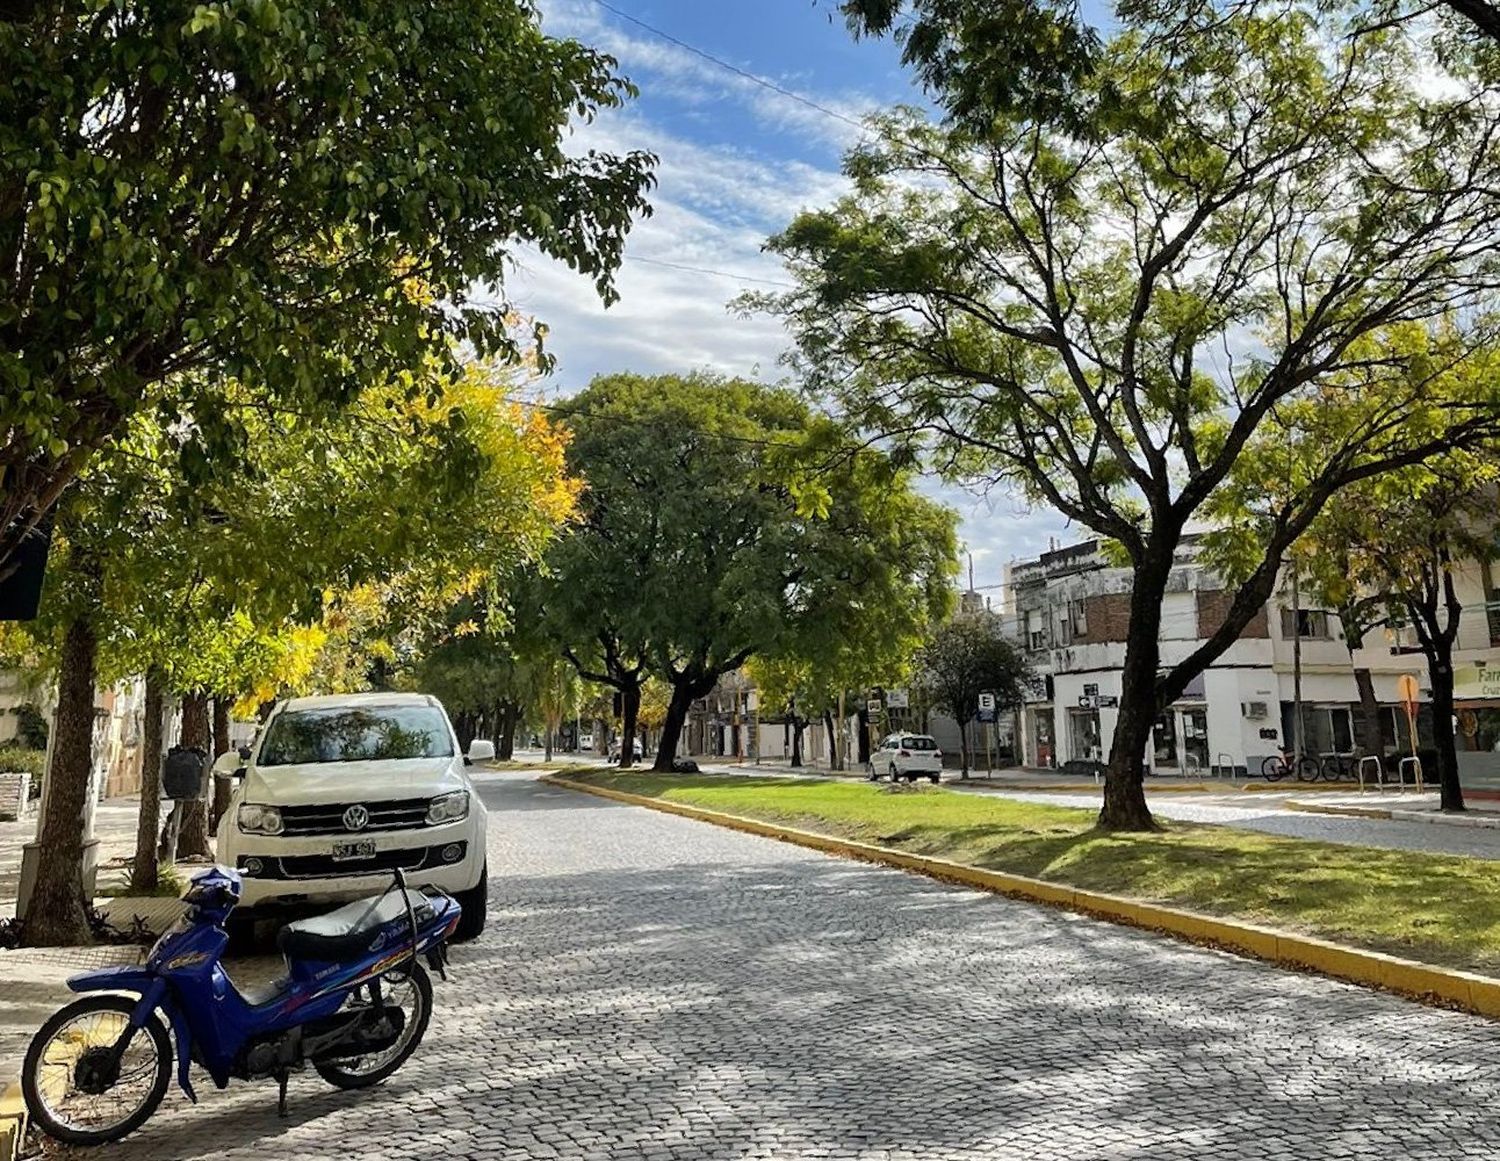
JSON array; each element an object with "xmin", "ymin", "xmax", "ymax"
[{"xmin": 331, "ymin": 840, "xmax": 378, "ymax": 861}]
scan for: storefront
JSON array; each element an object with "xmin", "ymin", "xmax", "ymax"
[
  {"xmin": 1029, "ymin": 707, "xmax": 1056, "ymax": 768},
  {"xmin": 1455, "ymin": 663, "xmax": 1500, "ymax": 780}
]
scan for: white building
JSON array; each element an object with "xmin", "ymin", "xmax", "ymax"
[{"xmin": 1002, "ymin": 538, "xmax": 1500, "ymax": 781}]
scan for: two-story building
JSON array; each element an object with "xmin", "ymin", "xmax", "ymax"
[{"xmin": 1003, "ymin": 538, "xmax": 1500, "ymax": 780}]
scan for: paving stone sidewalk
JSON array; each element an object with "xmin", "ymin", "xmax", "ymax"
[{"xmin": 30, "ymin": 770, "xmax": 1498, "ymax": 1161}]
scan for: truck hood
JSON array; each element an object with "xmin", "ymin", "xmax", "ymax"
[{"xmin": 243, "ymin": 757, "xmax": 465, "ymax": 805}]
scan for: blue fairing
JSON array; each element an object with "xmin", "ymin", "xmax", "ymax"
[{"xmin": 62, "ymin": 866, "xmax": 462, "ymax": 1102}]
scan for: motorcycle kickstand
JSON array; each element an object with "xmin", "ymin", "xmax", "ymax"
[{"xmin": 276, "ymin": 1068, "xmax": 289, "ymax": 1118}]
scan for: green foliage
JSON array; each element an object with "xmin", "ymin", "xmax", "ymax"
[
  {"xmin": 0, "ymin": 744, "xmax": 46, "ymax": 779},
  {"xmin": 545, "ymin": 373, "xmax": 959, "ymax": 722},
  {"xmin": 10, "ymin": 703, "xmax": 47, "ymax": 750},
  {"xmin": 0, "ymin": 0, "xmax": 654, "ymax": 578},
  {"xmin": 915, "ymin": 611, "xmax": 1034, "ymax": 733},
  {"xmin": 28, "ymin": 359, "xmax": 579, "ymax": 710},
  {"xmin": 839, "ymin": 0, "xmax": 1101, "ymax": 133},
  {"xmin": 102, "ymin": 862, "xmax": 186, "ymax": 900},
  {"xmin": 757, "ymin": 3, "xmax": 1500, "ymax": 805}
]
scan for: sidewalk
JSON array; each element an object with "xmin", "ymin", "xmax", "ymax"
[
  {"xmin": 1287, "ymin": 790, "xmax": 1500, "ymax": 829},
  {"xmin": 0, "ymin": 797, "xmax": 142, "ymax": 921}
]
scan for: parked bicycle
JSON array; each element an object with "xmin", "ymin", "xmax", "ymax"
[{"xmin": 1260, "ymin": 749, "xmax": 1356, "ymax": 782}]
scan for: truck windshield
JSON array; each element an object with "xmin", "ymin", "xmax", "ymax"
[{"xmin": 258, "ymin": 706, "xmax": 454, "ymax": 766}]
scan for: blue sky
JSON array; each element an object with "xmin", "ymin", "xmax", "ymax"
[{"xmin": 519, "ymin": 0, "xmax": 1079, "ymax": 593}]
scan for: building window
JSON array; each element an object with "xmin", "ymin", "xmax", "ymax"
[
  {"xmin": 1070, "ymin": 598, "xmax": 1088, "ymax": 637},
  {"xmin": 1482, "ymin": 560, "xmax": 1500, "ymax": 647},
  {"xmin": 1280, "ymin": 608, "xmax": 1332, "ymax": 639}
]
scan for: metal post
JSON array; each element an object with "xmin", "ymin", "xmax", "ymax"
[{"xmin": 1291, "ymin": 566, "xmax": 1305, "ymax": 770}]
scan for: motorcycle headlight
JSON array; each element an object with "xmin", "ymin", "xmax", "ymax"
[
  {"xmin": 237, "ymin": 803, "xmax": 283, "ymax": 836},
  {"xmin": 425, "ymin": 791, "xmax": 469, "ymax": 826}
]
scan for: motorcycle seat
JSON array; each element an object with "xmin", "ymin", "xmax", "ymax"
[{"xmin": 277, "ymin": 889, "xmax": 434, "ymax": 964}]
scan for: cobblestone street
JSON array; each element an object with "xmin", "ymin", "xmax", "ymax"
[{"xmin": 72, "ymin": 771, "xmax": 1500, "ymax": 1159}]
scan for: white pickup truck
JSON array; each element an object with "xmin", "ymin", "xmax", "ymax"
[{"xmin": 216, "ymin": 692, "xmax": 490, "ymax": 941}]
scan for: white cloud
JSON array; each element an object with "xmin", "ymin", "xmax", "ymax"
[{"xmin": 518, "ymin": 0, "xmax": 1067, "ymax": 589}]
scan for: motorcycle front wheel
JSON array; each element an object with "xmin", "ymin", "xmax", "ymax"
[
  {"xmin": 23, "ymin": 994, "xmax": 172, "ymax": 1146},
  {"xmin": 314, "ymin": 960, "xmax": 433, "ymax": 1090}
]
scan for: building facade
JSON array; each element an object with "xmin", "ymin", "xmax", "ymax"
[{"xmin": 1002, "ymin": 539, "xmax": 1500, "ymax": 780}]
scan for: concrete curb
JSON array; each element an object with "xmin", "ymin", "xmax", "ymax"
[
  {"xmin": 1285, "ymin": 799, "xmax": 1500, "ymax": 829},
  {"xmin": 544, "ymin": 774, "xmax": 1500, "ymax": 1021},
  {"xmin": 0, "ymin": 1080, "xmax": 25, "ymax": 1161}
]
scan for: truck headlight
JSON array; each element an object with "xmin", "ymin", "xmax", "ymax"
[
  {"xmin": 237, "ymin": 803, "xmax": 283, "ymax": 836},
  {"xmin": 426, "ymin": 791, "xmax": 469, "ymax": 826}
]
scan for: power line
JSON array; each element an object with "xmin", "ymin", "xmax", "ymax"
[
  {"xmin": 627, "ymin": 254, "xmax": 798, "ymax": 289},
  {"xmin": 588, "ymin": 0, "xmax": 870, "ymax": 135}
]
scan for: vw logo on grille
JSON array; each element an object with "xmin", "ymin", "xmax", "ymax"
[{"xmin": 342, "ymin": 805, "xmax": 370, "ymax": 832}]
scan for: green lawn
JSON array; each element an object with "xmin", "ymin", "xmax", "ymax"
[{"xmin": 567, "ymin": 773, "xmax": 1500, "ymax": 976}]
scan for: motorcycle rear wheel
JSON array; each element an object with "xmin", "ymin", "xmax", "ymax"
[
  {"xmin": 314, "ymin": 961, "xmax": 432, "ymax": 1089},
  {"xmin": 23, "ymin": 994, "xmax": 171, "ymax": 1146}
]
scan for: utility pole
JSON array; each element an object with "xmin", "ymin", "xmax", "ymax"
[{"xmin": 1292, "ymin": 563, "xmax": 1305, "ymax": 768}]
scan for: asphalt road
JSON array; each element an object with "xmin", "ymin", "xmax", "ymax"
[{"xmin": 71, "ymin": 771, "xmax": 1500, "ymax": 1159}]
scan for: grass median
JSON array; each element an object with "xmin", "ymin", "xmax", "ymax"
[{"xmin": 565, "ymin": 772, "xmax": 1500, "ymax": 976}]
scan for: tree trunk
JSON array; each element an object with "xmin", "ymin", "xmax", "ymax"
[
  {"xmin": 1429, "ymin": 649, "xmax": 1464, "ymax": 811},
  {"xmin": 1352, "ymin": 667, "xmax": 1384, "ymax": 765},
  {"xmin": 856, "ymin": 707, "xmax": 871, "ymax": 765},
  {"xmin": 22, "ymin": 609, "xmax": 99, "ymax": 946},
  {"xmin": 174, "ymin": 693, "xmax": 213, "ymax": 859},
  {"xmin": 498, "ymin": 702, "xmax": 518, "ymax": 760},
  {"xmin": 455, "ymin": 712, "xmax": 477, "ymax": 753},
  {"xmin": 653, "ymin": 680, "xmax": 701, "ymax": 772},
  {"xmin": 544, "ymin": 728, "xmax": 553, "ymax": 762},
  {"xmin": 131, "ymin": 667, "xmax": 165, "ymax": 893},
  {"xmin": 620, "ymin": 680, "xmax": 641, "ymax": 769},
  {"xmin": 1099, "ymin": 554, "xmax": 1169, "ymax": 832},
  {"xmin": 212, "ymin": 698, "xmax": 231, "ymax": 757},
  {"xmin": 823, "ymin": 708, "xmax": 838, "ymax": 771},
  {"xmin": 790, "ymin": 718, "xmax": 804, "ymax": 767},
  {"xmin": 958, "ymin": 717, "xmax": 971, "ymax": 779}
]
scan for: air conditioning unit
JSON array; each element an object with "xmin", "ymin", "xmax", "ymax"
[{"xmin": 1241, "ymin": 701, "xmax": 1269, "ymax": 720}]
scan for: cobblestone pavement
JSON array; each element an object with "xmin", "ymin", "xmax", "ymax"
[
  {"xmin": 50, "ymin": 771, "xmax": 1500, "ymax": 1160},
  {"xmin": 967, "ymin": 787, "xmax": 1500, "ymax": 860}
]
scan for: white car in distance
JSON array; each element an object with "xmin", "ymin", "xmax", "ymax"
[
  {"xmin": 216, "ymin": 692, "xmax": 490, "ymax": 941},
  {"xmin": 869, "ymin": 733, "xmax": 944, "ymax": 784}
]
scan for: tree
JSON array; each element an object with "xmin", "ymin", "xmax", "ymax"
[
  {"xmin": 1303, "ymin": 456, "xmax": 1499, "ymax": 812},
  {"xmin": 839, "ymin": 0, "xmax": 1500, "ymax": 130},
  {"xmin": 0, "ymin": 0, "xmax": 653, "ymax": 584},
  {"xmin": 548, "ymin": 373, "xmax": 959, "ymax": 773},
  {"xmin": 755, "ymin": 6, "xmax": 1500, "ymax": 829},
  {"xmin": 915, "ymin": 612, "xmax": 1034, "ymax": 778},
  {"xmin": 21, "ymin": 368, "xmax": 577, "ymax": 945}
]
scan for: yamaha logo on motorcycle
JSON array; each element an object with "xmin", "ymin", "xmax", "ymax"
[{"xmin": 20, "ymin": 865, "xmax": 462, "ymax": 1147}]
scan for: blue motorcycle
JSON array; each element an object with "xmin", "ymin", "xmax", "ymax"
[{"xmin": 21, "ymin": 864, "xmax": 461, "ymax": 1146}]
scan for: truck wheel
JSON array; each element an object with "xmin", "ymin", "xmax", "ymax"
[{"xmin": 453, "ymin": 863, "xmax": 488, "ymax": 942}]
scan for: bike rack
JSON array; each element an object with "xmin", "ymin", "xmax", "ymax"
[
  {"xmin": 1215, "ymin": 751, "xmax": 1237, "ymax": 780},
  {"xmin": 1183, "ymin": 754, "xmax": 1202, "ymax": 780},
  {"xmin": 1358, "ymin": 755, "xmax": 1383, "ymax": 793},
  {"xmin": 1399, "ymin": 755, "xmax": 1424, "ymax": 795}
]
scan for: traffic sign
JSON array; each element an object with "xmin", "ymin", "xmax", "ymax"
[
  {"xmin": 978, "ymin": 692, "xmax": 996, "ymax": 711},
  {"xmin": 885, "ymin": 689, "xmax": 909, "ymax": 709},
  {"xmin": 1396, "ymin": 673, "xmax": 1420, "ymax": 714},
  {"xmin": 977, "ymin": 708, "xmax": 997, "ymax": 723},
  {"xmin": 867, "ymin": 699, "xmax": 882, "ymax": 717}
]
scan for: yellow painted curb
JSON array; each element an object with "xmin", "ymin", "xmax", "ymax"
[
  {"xmin": 0, "ymin": 1080, "xmax": 26, "ymax": 1161},
  {"xmin": 544, "ymin": 774, "xmax": 1500, "ymax": 1020},
  {"xmin": 1284, "ymin": 801, "xmax": 1393, "ymax": 820}
]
